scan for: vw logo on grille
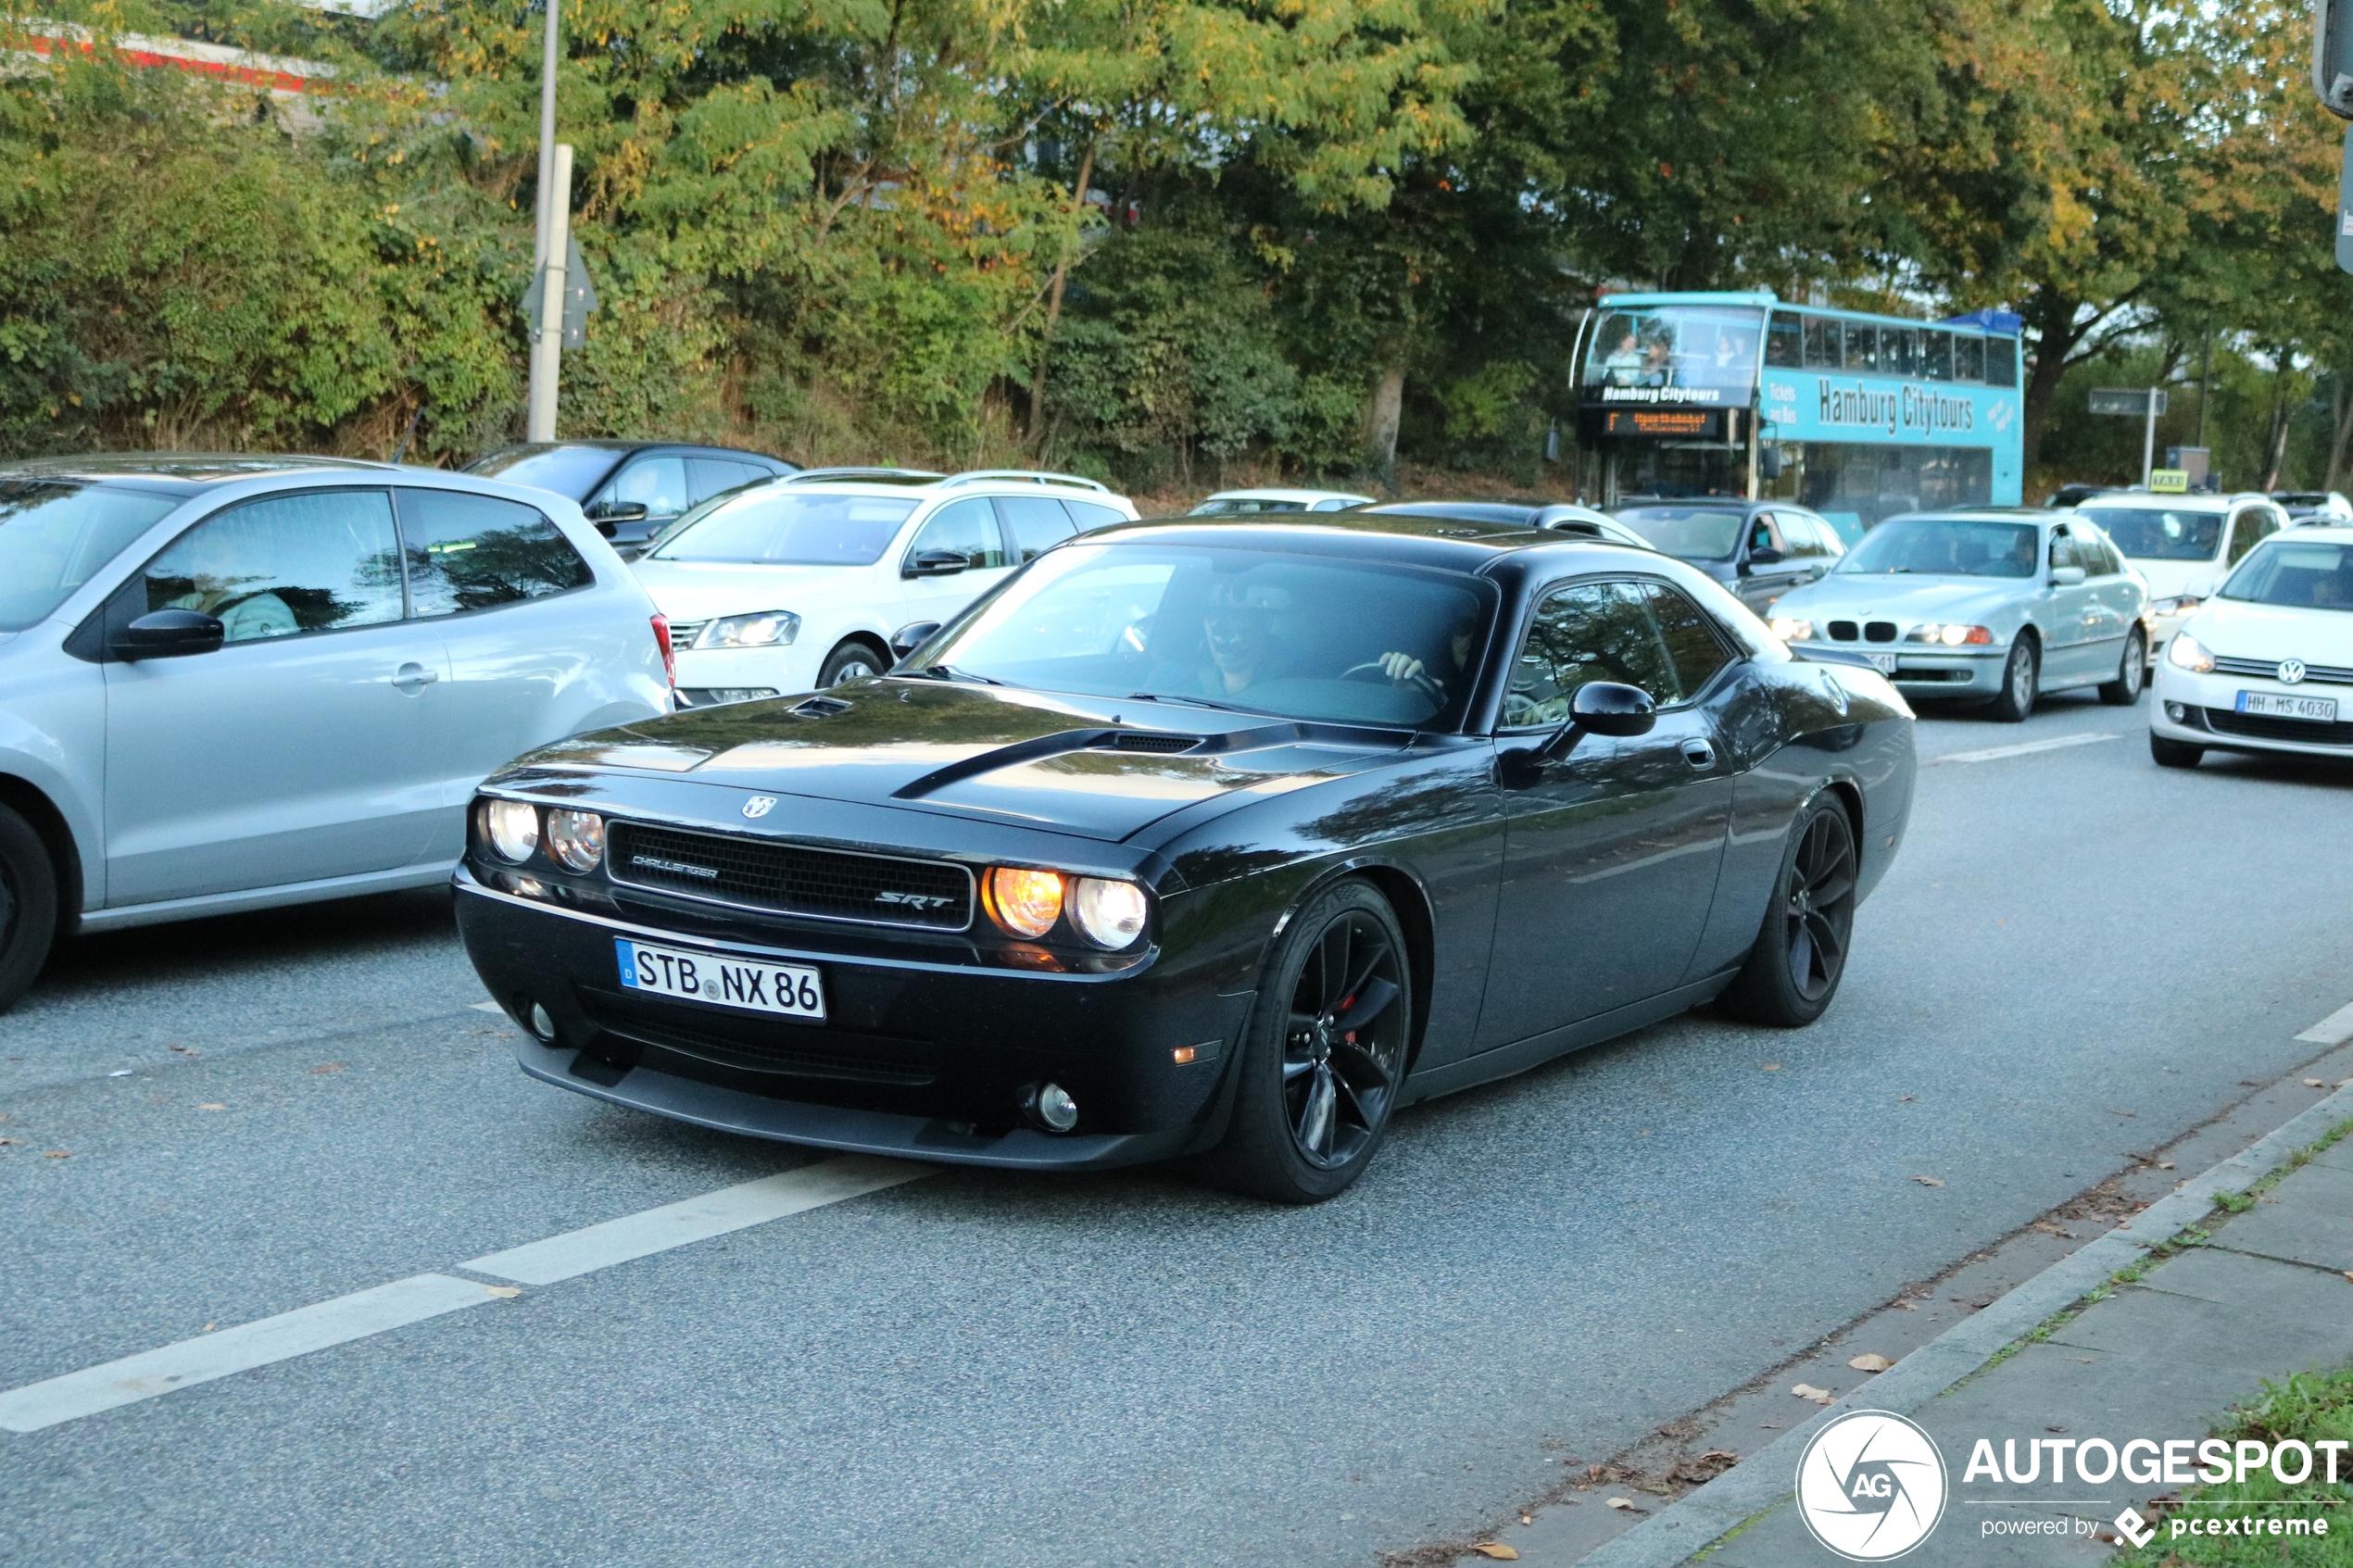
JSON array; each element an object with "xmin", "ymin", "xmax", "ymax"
[
  {"xmin": 742, "ymin": 795, "xmax": 778, "ymax": 820},
  {"xmin": 2278, "ymin": 659, "xmax": 2308, "ymax": 685}
]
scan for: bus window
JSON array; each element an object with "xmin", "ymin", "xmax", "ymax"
[
  {"xmin": 1580, "ymin": 305, "xmax": 1763, "ymax": 393},
  {"xmin": 1923, "ymin": 332, "xmax": 1953, "ymax": 382},
  {"xmin": 1955, "ymin": 334, "xmax": 1985, "ymax": 383},
  {"xmin": 1767, "ymin": 312, "xmax": 1803, "ymax": 368},
  {"xmin": 1843, "ymin": 321, "xmax": 1879, "ymax": 372},
  {"xmin": 1983, "ymin": 336, "xmax": 2019, "ymax": 388},
  {"xmin": 1884, "ymin": 328, "xmax": 1919, "ymax": 379},
  {"xmin": 1804, "ymin": 317, "xmax": 1841, "ymax": 369}
]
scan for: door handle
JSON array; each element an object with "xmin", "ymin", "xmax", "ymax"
[
  {"xmin": 391, "ymin": 662, "xmax": 439, "ymax": 690},
  {"xmin": 1680, "ymin": 738, "xmax": 1717, "ymax": 770}
]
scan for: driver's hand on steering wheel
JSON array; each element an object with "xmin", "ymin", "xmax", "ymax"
[{"xmin": 1376, "ymin": 651, "xmax": 1428, "ymax": 684}]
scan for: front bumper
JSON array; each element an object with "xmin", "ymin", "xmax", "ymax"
[
  {"xmin": 1789, "ymin": 641, "xmax": 2007, "ymax": 696},
  {"xmin": 455, "ymin": 870, "xmax": 1253, "ymax": 1170},
  {"xmin": 2150, "ymin": 665, "xmax": 2353, "ymax": 757},
  {"xmin": 671, "ymin": 644, "xmax": 809, "ymax": 707}
]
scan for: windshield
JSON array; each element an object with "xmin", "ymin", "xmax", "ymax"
[
  {"xmin": 1189, "ymin": 498, "xmax": 1308, "ymax": 516},
  {"xmin": 1613, "ymin": 506, "xmax": 1745, "ymax": 560},
  {"xmin": 1582, "ymin": 306, "xmax": 1764, "ymax": 395},
  {"xmin": 2221, "ymin": 539, "xmax": 2353, "ymax": 611},
  {"xmin": 649, "ymin": 492, "xmax": 919, "ymax": 566},
  {"xmin": 920, "ymin": 543, "xmax": 1495, "ymax": 729},
  {"xmin": 2077, "ymin": 506, "xmax": 2222, "ymax": 562},
  {"xmin": 461, "ymin": 445, "xmax": 624, "ymax": 500},
  {"xmin": 0, "ymin": 482, "xmax": 183, "ymax": 631},
  {"xmin": 1834, "ymin": 517, "xmax": 2038, "ymax": 578}
]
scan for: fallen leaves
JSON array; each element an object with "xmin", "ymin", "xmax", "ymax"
[
  {"xmin": 485, "ymin": 1286, "xmax": 522, "ymax": 1299},
  {"xmin": 1911, "ymin": 1175, "xmax": 1944, "ymax": 1187},
  {"xmin": 1897, "ymin": 1094, "xmax": 1917, "ymax": 1103},
  {"xmin": 310, "ymin": 1063, "xmax": 345, "ymax": 1075},
  {"xmin": 2031, "ymin": 1221, "xmax": 2079, "ymax": 1238},
  {"xmin": 2158, "ymin": 1161, "xmax": 2176, "ymax": 1171},
  {"xmin": 2305, "ymin": 1079, "xmax": 2327, "ymax": 1088},
  {"xmin": 1471, "ymin": 1544, "xmax": 1520, "ymax": 1560},
  {"xmin": 196, "ymin": 1103, "xmax": 225, "ymax": 1111},
  {"xmin": 2343, "ymin": 1271, "xmax": 2353, "ymax": 1286},
  {"xmin": 1762, "ymin": 1062, "xmax": 1781, "ymax": 1071},
  {"xmin": 169, "ymin": 1045, "xmax": 198, "ymax": 1057},
  {"xmin": 1847, "ymin": 1353, "xmax": 1894, "ymax": 1373},
  {"xmin": 1890, "ymin": 1299, "xmax": 1918, "ymax": 1311},
  {"xmin": 1604, "ymin": 1497, "xmax": 1639, "ymax": 1511},
  {"xmin": 1792, "ymin": 1384, "xmax": 1837, "ymax": 1404},
  {"xmin": 43, "ymin": 1149, "xmax": 69, "ymax": 1159}
]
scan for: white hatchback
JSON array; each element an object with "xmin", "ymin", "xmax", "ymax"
[
  {"xmin": 2071, "ymin": 492, "xmax": 2287, "ymax": 659},
  {"xmin": 632, "ymin": 470, "xmax": 1138, "ymax": 705},
  {"xmin": 2150, "ymin": 525, "xmax": 2353, "ymax": 766}
]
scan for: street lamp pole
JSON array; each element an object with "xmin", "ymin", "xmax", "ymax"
[
  {"xmin": 526, "ymin": 145, "xmax": 572, "ymax": 444},
  {"xmin": 525, "ymin": 0, "xmax": 561, "ymax": 436},
  {"xmin": 2142, "ymin": 384, "xmax": 2158, "ymax": 488}
]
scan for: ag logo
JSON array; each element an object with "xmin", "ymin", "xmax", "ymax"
[
  {"xmin": 1794, "ymin": 1410, "xmax": 1947, "ymax": 1561},
  {"xmin": 2278, "ymin": 659, "xmax": 2307, "ymax": 685},
  {"xmin": 742, "ymin": 796, "xmax": 777, "ymax": 820}
]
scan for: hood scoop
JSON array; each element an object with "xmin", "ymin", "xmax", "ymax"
[
  {"xmin": 1106, "ymin": 732, "xmax": 1203, "ymax": 754},
  {"xmin": 790, "ymin": 695, "xmax": 853, "ymax": 718}
]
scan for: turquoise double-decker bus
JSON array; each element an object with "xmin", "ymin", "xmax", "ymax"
[{"xmin": 1571, "ymin": 292, "xmax": 2024, "ymax": 543}]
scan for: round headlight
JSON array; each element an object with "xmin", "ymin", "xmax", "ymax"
[
  {"xmin": 1068, "ymin": 877, "xmax": 1149, "ymax": 949},
  {"xmin": 483, "ymin": 799, "xmax": 539, "ymax": 863},
  {"xmin": 2167, "ymin": 631, "xmax": 2214, "ymax": 673},
  {"xmin": 546, "ymin": 809, "xmax": 605, "ymax": 872},
  {"xmin": 1767, "ymin": 616, "xmax": 1812, "ymax": 643},
  {"xmin": 989, "ymin": 867, "xmax": 1064, "ymax": 938}
]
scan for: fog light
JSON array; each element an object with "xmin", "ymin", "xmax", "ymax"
[
  {"xmin": 527, "ymin": 1002, "xmax": 557, "ymax": 1041},
  {"xmin": 989, "ymin": 867, "xmax": 1064, "ymax": 938},
  {"xmin": 2165, "ymin": 701, "xmax": 2188, "ymax": 721},
  {"xmin": 1031, "ymin": 1082, "xmax": 1079, "ymax": 1133}
]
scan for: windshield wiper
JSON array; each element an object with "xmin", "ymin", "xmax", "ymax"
[
  {"xmin": 923, "ymin": 664, "xmax": 1006, "ymax": 685},
  {"xmin": 1127, "ymin": 690, "xmax": 1252, "ymax": 714}
]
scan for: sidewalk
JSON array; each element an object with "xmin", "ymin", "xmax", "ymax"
[{"xmin": 1562, "ymin": 1085, "xmax": 2353, "ymax": 1568}]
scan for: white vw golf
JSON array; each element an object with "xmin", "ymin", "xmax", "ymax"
[
  {"xmin": 630, "ymin": 470, "xmax": 1137, "ymax": 706},
  {"xmin": 2150, "ymin": 525, "xmax": 2353, "ymax": 767}
]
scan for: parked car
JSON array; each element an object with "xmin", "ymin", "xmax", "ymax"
[
  {"xmin": 2070, "ymin": 492, "xmax": 2285, "ymax": 660},
  {"xmin": 2043, "ymin": 483, "xmax": 2114, "ymax": 509},
  {"xmin": 633, "ymin": 470, "xmax": 1139, "ymax": 708},
  {"xmin": 1763, "ymin": 508, "xmax": 2147, "ymax": 721},
  {"xmin": 464, "ymin": 441, "xmax": 799, "ymax": 556},
  {"xmin": 1353, "ymin": 498, "xmax": 1656, "ymax": 550},
  {"xmin": 0, "ymin": 455, "xmax": 671, "ymax": 1011},
  {"xmin": 2150, "ymin": 526, "xmax": 2353, "ymax": 767},
  {"xmin": 1609, "ymin": 498, "xmax": 1844, "ymax": 614},
  {"xmin": 1186, "ymin": 487, "xmax": 1377, "ymax": 515},
  {"xmin": 455, "ymin": 511, "xmax": 1915, "ymax": 1201},
  {"xmin": 2271, "ymin": 491, "xmax": 2353, "ymax": 525}
]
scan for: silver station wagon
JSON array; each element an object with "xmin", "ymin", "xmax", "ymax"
[
  {"xmin": 0, "ymin": 455, "xmax": 672, "ymax": 1011},
  {"xmin": 1763, "ymin": 508, "xmax": 2149, "ymax": 721}
]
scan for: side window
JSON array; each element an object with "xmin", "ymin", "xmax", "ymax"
[
  {"xmin": 1922, "ymin": 332, "xmax": 1954, "ymax": 383},
  {"xmin": 1766, "ymin": 311, "xmax": 1803, "ymax": 368},
  {"xmin": 1983, "ymin": 336, "xmax": 2020, "ymax": 388},
  {"xmin": 397, "ymin": 489, "xmax": 592, "ymax": 618},
  {"xmin": 607, "ymin": 457, "xmax": 689, "ymax": 520},
  {"xmin": 2048, "ymin": 531, "xmax": 2082, "ymax": 572},
  {"xmin": 141, "ymin": 489, "xmax": 403, "ymax": 643},
  {"xmin": 1954, "ymin": 335, "xmax": 1985, "ymax": 383},
  {"xmin": 1842, "ymin": 321, "xmax": 1879, "ymax": 372},
  {"xmin": 1775, "ymin": 514, "xmax": 1824, "ymax": 559},
  {"xmin": 1747, "ymin": 513, "xmax": 1786, "ymax": 557},
  {"xmin": 2227, "ymin": 508, "xmax": 2273, "ymax": 565},
  {"xmin": 1798, "ymin": 511, "xmax": 1844, "ymax": 558},
  {"xmin": 996, "ymin": 495, "xmax": 1078, "ymax": 563},
  {"xmin": 1803, "ymin": 317, "xmax": 1841, "ymax": 369},
  {"xmin": 1642, "ymin": 583, "xmax": 1733, "ymax": 695},
  {"xmin": 686, "ymin": 458, "xmax": 763, "ymax": 507},
  {"xmin": 1064, "ymin": 499, "xmax": 1128, "ymax": 533},
  {"xmin": 1506, "ymin": 581, "xmax": 1680, "ymax": 727},
  {"xmin": 904, "ymin": 497, "xmax": 1006, "ymax": 571}
]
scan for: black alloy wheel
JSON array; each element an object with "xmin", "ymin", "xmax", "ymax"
[
  {"xmin": 1720, "ymin": 797, "xmax": 1858, "ymax": 1027},
  {"xmin": 0, "ymin": 804, "xmax": 60, "ymax": 1015},
  {"xmin": 1203, "ymin": 881, "xmax": 1413, "ymax": 1203},
  {"xmin": 1986, "ymin": 637, "xmax": 2039, "ymax": 723},
  {"xmin": 2099, "ymin": 629, "xmax": 2147, "ymax": 706}
]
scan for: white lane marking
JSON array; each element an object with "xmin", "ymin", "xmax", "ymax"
[
  {"xmin": 469, "ymin": 1000, "xmax": 506, "ymax": 1013},
  {"xmin": 1931, "ymin": 732, "xmax": 2120, "ymax": 765},
  {"xmin": 0, "ymin": 1274, "xmax": 502, "ymax": 1434},
  {"xmin": 2296, "ymin": 1000, "xmax": 2353, "ymax": 1045},
  {"xmin": 461, "ymin": 1155, "xmax": 932, "ymax": 1285}
]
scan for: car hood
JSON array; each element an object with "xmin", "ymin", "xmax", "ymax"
[
  {"xmin": 630, "ymin": 558, "xmax": 871, "ymax": 620},
  {"xmin": 2183, "ymin": 598, "xmax": 2353, "ymax": 663},
  {"xmin": 2127, "ymin": 558, "xmax": 2221, "ymax": 600},
  {"xmin": 1771, "ymin": 572, "xmax": 2025, "ymax": 626},
  {"xmin": 513, "ymin": 680, "xmax": 1414, "ymax": 843}
]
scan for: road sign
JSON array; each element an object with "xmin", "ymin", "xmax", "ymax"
[
  {"xmin": 2150, "ymin": 470, "xmax": 2189, "ymax": 494},
  {"xmin": 522, "ymin": 234, "xmax": 598, "ymax": 349},
  {"xmin": 2089, "ymin": 388, "xmax": 2167, "ymax": 418}
]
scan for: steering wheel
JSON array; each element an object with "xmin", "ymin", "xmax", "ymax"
[{"xmin": 1340, "ymin": 660, "xmax": 1446, "ymax": 709}]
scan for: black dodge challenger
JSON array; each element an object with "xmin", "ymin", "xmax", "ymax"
[{"xmin": 455, "ymin": 512, "xmax": 1915, "ymax": 1202}]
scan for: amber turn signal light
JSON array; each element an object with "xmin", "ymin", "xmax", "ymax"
[{"xmin": 988, "ymin": 867, "xmax": 1064, "ymax": 938}]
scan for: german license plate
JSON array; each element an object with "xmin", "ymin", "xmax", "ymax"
[
  {"xmin": 1866, "ymin": 652, "xmax": 1898, "ymax": 673},
  {"xmin": 2236, "ymin": 691, "xmax": 2338, "ymax": 723},
  {"xmin": 614, "ymin": 937, "xmax": 824, "ymax": 1020}
]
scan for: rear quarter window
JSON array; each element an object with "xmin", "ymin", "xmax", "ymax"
[{"xmin": 396, "ymin": 488, "xmax": 592, "ymax": 617}]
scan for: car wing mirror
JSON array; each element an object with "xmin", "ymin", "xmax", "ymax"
[
  {"xmin": 904, "ymin": 549, "xmax": 970, "ymax": 578},
  {"xmin": 890, "ymin": 620, "xmax": 942, "ymax": 659},
  {"xmin": 2049, "ymin": 565, "xmax": 2087, "ymax": 586},
  {"xmin": 1501, "ymin": 681, "xmax": 1656, "ymax": 784},
  {"xmin": 113, "ymin": 608, "xmax": 225, "ymax": 661},
  {"xmin": 586, "ymin": 500, "xmax": 649, "ymax": 523}
]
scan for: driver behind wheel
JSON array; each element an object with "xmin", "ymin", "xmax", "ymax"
[
  {"xmin": 1189, "ymin": 579, "xmax": 1297, "ymax": 697},
  {"xmin": 1371, "ymin": 603, "xmax": 1481, "ymax": 701}
]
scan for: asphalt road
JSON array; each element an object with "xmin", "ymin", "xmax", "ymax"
[{"xmin": 6, "ymin": 692, "xmax": 2351, "ymax": 1568}]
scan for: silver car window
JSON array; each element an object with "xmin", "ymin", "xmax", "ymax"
[
  {"xmin": 140, "ymin": 490, "xmax": 404, "ymax": 643},
  {"xmin": 396, "ymin": 489, "xmax": 591, "ymax": 618},
  {"xmin": 0, "ymin": 481, "xmax": 181, "ymax": 632}
]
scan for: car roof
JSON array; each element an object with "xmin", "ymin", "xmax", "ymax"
[
  {"xmin": 1092, "ymin": 510, "xmax": 1679, "ymax": 574},
  {"xmin": 471, "ymin": 440, "xmax": 786, "ymax": 460},
  {"xmin": 1204, "ymin": 487, "xmax": 1374, "ymax": 502},
  {"xmin": 2072, "ymin": 491, "xmax": 2233, "ymax": 510},
  {"xmin": 1613, "ymin": 496, "xmax": 1763, "ymax": 511},
  {"xmin": 0, "ymin": 453, "xmax": 394, "ymax": 492},
  {"xmin": 772, "ymin": 468, "xmax": 1122, "ymax": 500},
  {"xmin": 2272, "ymin": 523, "xmax": 2353, "ymax": 543}
]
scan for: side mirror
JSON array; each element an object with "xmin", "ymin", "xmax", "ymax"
[
  {"xmin": 1502, "ymin": 681, "xmax": 1656, "ymax": 783},
  {"xmin": 586, "ymin": 500, "xmax": 649, "ymax": 524},
  {"xmin": 904, "ymin": 549, "xmax": 970, "ymax": 578},
  {"xmin": 1748, "ymin": 545, "xmax": 1785, "ymax": 566},
  {"xmin": 113, "ymin": 608, "xmax": 225, "ymax": 661},
  {"xmin": 890, "ymin": 620, "xmax": 942, "ymax": 658},
  {"xmin": 2050, "ymin": 565, "xmax": 2087, "ymax": 586}
]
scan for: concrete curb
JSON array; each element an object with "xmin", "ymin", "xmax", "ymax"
[{"xmin": 1572, "ymin": 1081, "xmax": 2353, "ymax": 1568}]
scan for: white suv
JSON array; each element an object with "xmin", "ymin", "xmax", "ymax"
[{"xmin": 632, "ymin": 470, "xmax": 1138, "ymax": 705}]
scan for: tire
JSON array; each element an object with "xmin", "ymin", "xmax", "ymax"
[
  {"xmin": 0, "ymin": 804, "xmax": 60, "ymax": 1015},
  {"xmin": 1718, "ymin": 796, "xmax": 1858, "ymax": 1028},
  {"xmin": 1201, "ymin": 881, "xmax": 1414, "ymax": 1204},
  {"xmin": 2149, "ymin": 733, "xmax": 2204, "ymax": 769},
  {"xmin": 1985, "ymin": 636, "xmax": 2039, "ymax": 723},
  {"xmin": 817, "ymin": 640, "xmax": 887, "ymax": 687},
  {"xmin": 2098, "ymin": 629, "xmax": 2147, "ymax": 706}
]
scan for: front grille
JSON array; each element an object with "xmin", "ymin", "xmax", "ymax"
[
  {"xmin": 2211, "ymin": 655, "xmax": 2353, "ymax": 687},
  {"xmin": 1864, "ymin": 621, "xmax": 1898, "ymax": 644},
  {"xmin": 578, "ymin": 985, "xmax": 938, "ymax": 1085},
  {"xmin": 607, "ymin": 821, "xmax": 973, "ymax": 930},
  {"xmin": 1106, "ymin": 732, "xmax": 1201, "ymax": 754},
  {"xmin": 1828, "ymin": 621, "xmax": 1859, "ymax": 642},
  {"xmin": 2200, "ymin": 707, "xmax": 2353, "ymax": 746}
]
